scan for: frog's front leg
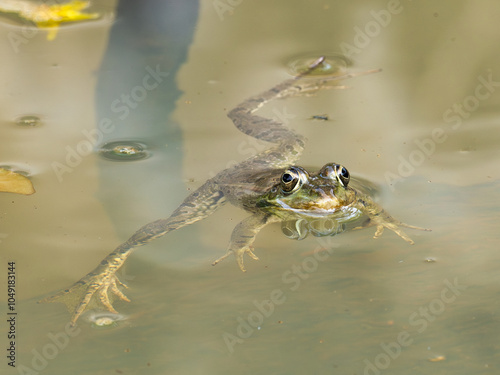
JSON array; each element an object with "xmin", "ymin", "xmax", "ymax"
[
  {"xmin": 355, "ymin": 196, "xmax": 431, "ymax": 244},
  {"xmin": 212, "ymin": 213, "xmax": 277, "ymax": 272},
  {"xmin": 369, "ymin": 217, "xmax": 430, "ymax": 245}
]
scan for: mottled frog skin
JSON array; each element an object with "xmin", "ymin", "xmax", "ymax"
[{"xmin": 41, "ymin": 57, "xmax": 429, "ymax": 325}]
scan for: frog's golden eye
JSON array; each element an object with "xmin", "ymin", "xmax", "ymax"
[{"xmin": 280, "ymin": 168, "xmax": 302, "ymax": 194}]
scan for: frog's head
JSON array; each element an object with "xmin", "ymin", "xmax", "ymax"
[{"xmin": 257, "ymin": 163, "xmax": 353, "ymax": 216}]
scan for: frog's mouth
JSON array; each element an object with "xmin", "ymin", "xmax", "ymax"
[{"xmin": 258, "ymin": 198, "xmax": 361, "ymax": 220}]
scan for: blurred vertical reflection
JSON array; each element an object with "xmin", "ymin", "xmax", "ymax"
[{"xmin": 94, "ymin": 0, "xmax": 199, "ymax": 238}]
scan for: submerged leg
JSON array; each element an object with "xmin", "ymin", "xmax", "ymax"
[
  {"xmin": 212, "ymin": 213, "xmax": 276, "ymax": 272},
  {"xmin": 370, "ymin": 219, "xmax": 430, "ymax": 244},
  {"xmin": 40, "ymin": 180, "xmax": 226, "ymax": 325},
  {"xmin": 353, "ymin": 195, "xmax": 431, "ymax": 244}
]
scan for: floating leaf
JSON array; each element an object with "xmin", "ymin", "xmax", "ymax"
[
  {"xmin": 0, "ymin": 0, "xmax": 99, "ymax": 40},
  {"xmin": 0, "ymin": 168, "xmax": 35, "ymax": 195}
]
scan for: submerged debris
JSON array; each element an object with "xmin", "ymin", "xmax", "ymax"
[{"xmin": 309, "ymin": 114, "xmax": 330, "ymax": 121}]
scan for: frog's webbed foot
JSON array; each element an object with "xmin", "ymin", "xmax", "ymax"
[
  {"xmin": 355, "ymin": 217, "xmax": 431, "ymax": 245},
  {"xmin": 276, "ymin": 58, "xmax": 381, "ymax": 100},
  {"xmin": 212, "ymin": 213, "xmax": 273, "ymax": 272},
  {"xmin": 39, "ymin": 271, "xmax": 130, "ymax": 326},
  {"xmin": 212, "ymin": 246, "xmax": 260, "ymax": 272},
  {"xmin": 372, "ymin": 221, "xmax": 431, "ymax": 245}
]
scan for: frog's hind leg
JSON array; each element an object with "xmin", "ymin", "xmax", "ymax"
[
  {"xmin": 40, "ymin": 180, "xmax": 227, "ymax": 325},
  {"xmin": 227, "ymin": 57, "xmax": 380, "ymax": 146},
  {"xmin": 226, "ymin": 57, "xmax": 367, "ymax": 169},
  {"xmin": 279, "ymin": 71, "xmax": 382, "ymax": 103},
  {"xmin": 212, "ymin": 213, "xmax": 276, "ymax": 272}
]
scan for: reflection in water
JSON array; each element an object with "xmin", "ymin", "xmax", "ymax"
[
  {"xmin": 281, "ymin": 217, "xmax": 346, "ymax": 240},
  {"xmin": 94, "ymin": 0, "xmax": 199, "ymax": 239}
]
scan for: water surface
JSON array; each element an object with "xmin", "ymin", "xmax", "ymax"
[{"xmin": 1, "ymin": 1, "xmax": 499, "ymax": 374}]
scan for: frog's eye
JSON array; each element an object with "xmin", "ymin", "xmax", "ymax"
[
  {"xmin": 282, "ymin": 172, "xmax": 294, "ymax": 183},
  {"xmin": 280, "ymin": 168, "xmax": 303, "ymax": 194},
  {"xmin": 335, "ymin": 165, "xmax": 350, "ymax": 187},
  {"xmin": 320, "ymin": 163, "xmax": 350, "ymax": 186}
]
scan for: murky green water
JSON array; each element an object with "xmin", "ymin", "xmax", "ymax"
[{"xmin": 1, "ymin": 1, "xmax": 500, "ymax": 374}]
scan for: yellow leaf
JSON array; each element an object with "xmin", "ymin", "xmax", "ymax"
[
  {"xmin": 0, "ymin": 0, "xmax": 99, "ymax": 40},
  {"xmin": 0, "ymin": 168, "xmax": 35, "ymax": 195}
]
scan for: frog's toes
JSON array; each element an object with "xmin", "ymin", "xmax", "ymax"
[
  {"xmin": 212, "ymin": 246, "xmax": 259, "ymax": 272},
  {"xmin": 58, "ymin": 273, "xmax": 130, "ymax": 326},
  {"xmin": 400, "ymin": 223, "xmax": 432, "ymax": 232},
  {"xmin": 391, "ymin": 228, "xmax": 415, "ymax": 245},
  {"xmin": 246, "ymin": 247, "xmax": 259, "ymax": 261},
  {"xmin": 98, "ymin": 287, "xmax": 118, "ymax": 314},
  {"xmin": 373, "ymin": 224, "xmax": 385, "ymax": 239},
  {"xmin": 374, "ymin": 223, "xmax": 415, "ymax": 244},
  {"xmin": 212, "ymin": 253, "xmax": 230, "ymax": 267},
  {"xmin": 235, "ymin": 246, "xmax": 259, "ymax": 272},
  {"xmin": 110, "ymin": 278, "xmax": 131, "ymax": 302},
  {"xmin": 97, "ymin": 278, "xmax": 130, "ymax": 314},
  {"xmin": 388, "ymin": 222, "xmax": 432, "ymax": 244}
]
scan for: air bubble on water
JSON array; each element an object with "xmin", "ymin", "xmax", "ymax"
[
  {"xmin": 286, "ymin": 53, "xmax": 353, "ymax": 77},
  {"xmin": 86, "ymin": 311, "xmax": 127, "ymax": 329},
  {"xmin": 15, "ymin": 115, "xmax": 41, "ymax": 127},
  {"xmin": 98, "ymin": 141, "xmax": 149, "ymax": 161}
]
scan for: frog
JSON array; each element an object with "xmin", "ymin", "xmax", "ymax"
[{"xmin": 40, "ymin": 57, "xmax": 429, "ymax": 325}]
